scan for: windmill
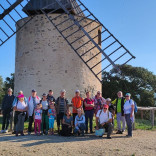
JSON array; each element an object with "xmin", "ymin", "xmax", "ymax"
[{"xmin": 0, "ymin": 0, "xmax": 135, "ymax": 99}]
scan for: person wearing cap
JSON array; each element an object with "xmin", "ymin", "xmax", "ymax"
[
  {"xmin": 13, "ymin": 94, "xmax": 28, "ymax": 136},
  {"xmin": 93, "ymin": 91, "xmax": 106, "ymax": 115},
  {"xmin": 112, "ymin": 91, "xmax": 126, "ymax": 134},
  {"xmin": 1, "ymin": 88, "xmax": 15, "ymax": 133},
  {"xmin": 96, "ymin": 104, "xmax": 113, "ymax": 139},
  {"xmin": 40, "ymin": 93, "xmax": 49, "ymax": 135},
  {"xmin": 124, "ymin": 93, "xmax": 134, "ymax": 137},
  {"xmin": 12, "ymin": 90, "xmax": 27, "ymax": 134},
  {"xmin": 55, "ymin": 89, "xmax": 69, "ymax": 133},
  {"xmin": 47, "ymin": 90, "xmax": 55, "ymax": 104},
  {"xmin": 84, "ymin": 91, "xmax": 94, "ymax": 134},
  {"xmin": 71, "ymin": 90, "xmax": 83, "ymax": 125},
  {"xmin": 27, "ymin": 89, "xmax": 41, "ymax": 135}
]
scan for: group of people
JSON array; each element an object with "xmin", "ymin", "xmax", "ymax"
[{"xmin": 1, "ymin": 88, "xmax": 135, "ymax": 139}]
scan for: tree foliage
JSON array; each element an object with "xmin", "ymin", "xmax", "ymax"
[
  {"xmin": 3, "ymin": 73, "xmax": 14, "ymax": 94},
  {"xmin": 102, "ymin": 65, "xmax": 156, "ymax": 106},
  {"xmin": 0, "ymin": 76, "xmax": 4, "ymax": 105}
]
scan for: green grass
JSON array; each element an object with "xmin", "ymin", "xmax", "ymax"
[{"xmin": 0, "ymin": 116, "xmax": 156, "ymax": 131}]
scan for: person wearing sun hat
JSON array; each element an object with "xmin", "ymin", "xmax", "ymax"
[
  {"xmin": 124, "ymin": 93, "xmax": 134, "ymax": 137},
  {"xmin": 96, "ymin": 104, "xmax": 113, "ymax": 139},
  {"xmin": 13, "ymin": 94, "xmax": 28, "ymax": 136}
]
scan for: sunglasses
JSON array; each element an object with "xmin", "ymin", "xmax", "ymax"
[
  {"xmin": 125, "ymin": 96, "xmax": 130, "ymax": 97},
  {"xmin": 104, "ymin": 108, "xmax": 107, "ymax": 109}
]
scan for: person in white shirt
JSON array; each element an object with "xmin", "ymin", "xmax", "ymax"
[
  {"xmin": 124, "ymin": 93, "xmax": 134, "ymax": 137},
  {"xmin": 27, "ymin": 89, "xmax": 41, "ymax": 135},
  {"xmin": 96, "ymin": 104, "xmax": 113, "ymax": 139},
  {"xmin": 13, "ymin": 94, "xmax": 28, "ymax": 136}
]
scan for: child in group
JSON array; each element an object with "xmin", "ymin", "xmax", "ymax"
[
  {"xmin": 34, "ymin": 103, "xmax": 42, "ymax": 135},
  {"xmin": 48, "ymin": 102, "xmax": 56, "ymax": 135}
]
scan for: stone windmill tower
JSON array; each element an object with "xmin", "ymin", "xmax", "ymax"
[{"xmin": 0, "ymin": 0, "xmax": 135, "ymax": 99}]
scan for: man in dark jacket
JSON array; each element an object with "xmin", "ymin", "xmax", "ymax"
[{"xmin": 1, "ymin": 88, "xmax": 15, "ymax": 133}]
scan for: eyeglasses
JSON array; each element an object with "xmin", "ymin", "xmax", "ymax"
[
  {"xmin": 125, "ymin": 96, "xmax": 129, "ymax": 97},
  {"xmin": 104, "ymin": 108, "xmax": 107, "ymax": 109}
]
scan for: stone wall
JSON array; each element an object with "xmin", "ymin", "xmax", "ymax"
[{"xmin": 15, "ymin": 14, "xmax": 102, "ymax": 100}]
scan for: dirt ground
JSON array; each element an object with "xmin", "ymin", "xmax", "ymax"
[{"xmin": 0, "ymin": 130, "xmax": 156, "ymax": 156}]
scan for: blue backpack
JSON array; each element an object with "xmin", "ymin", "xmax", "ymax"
[
  {"xmin": 134, "ymin": 101, "xmax": 138, "ymax": 113},
  {"xmin": 129, "ymin": 99, "xmax": 137, "ymax": 113}
]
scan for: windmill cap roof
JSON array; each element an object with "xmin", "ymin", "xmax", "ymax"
[{"xmin": 23, "ymin": 0, "xmax": 85, "ymax": 17}]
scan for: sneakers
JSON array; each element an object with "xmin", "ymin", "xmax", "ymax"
[
  {"xmin": 4, "ymin": 130, "xmax": 8, "ymax": 133},
  {"xmin": 0, "ymin": 130, "xmax": 5, "ymax": 133},
  {"xmin": 0, "ymin": 130, "xmax": 8, "ymax": 133},
  {"xmin": 116, "ymin": 130, "xmax": 123, "ymax": 134},
  {"xmin": 106, "ymin": 136, "xmax": 112, "ymax": 139},
  {"xmin": 126, "ymin": 135, "xmax": 132, "ymax": 138},
  {"xmin": 20, "ymin": 132, "xmax": 25, "ymax": 136}
]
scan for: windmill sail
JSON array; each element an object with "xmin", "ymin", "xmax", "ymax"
[{"xmin": 0, "ymin": 0, "xmax": 135, "ymax": 83}]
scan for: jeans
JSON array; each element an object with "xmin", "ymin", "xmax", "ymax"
[
  {"xmin": 99, "ymin": 123, "xmax": 113, "ymax": 137},
  {"xmin": 125, "ymin": 114, "xmax": 132, "ymax": 136},
  {"xmin": 2, "ymin": 109, "xmax": 12, "ymax": 130},
  {"xmin": 116, "ymin": 112, "xmax": 126, "ymax": 131},
  {"xmin": 74, "ymin": 123, "xmax": 86, "ymax": 134},
  {"xmin": 34, "ymin": 119, "xmax": 41, "ymax": 134},
  {"xmin": 28, "ymin": 115, "xmax": 34, "ymax": 133},
  {"xmin": 57, "ymin": 112, "xmax": 64, "ymax": 127},
  {"xmin": 85, "ymin": 110, "xmax": 94, "ymax": 132}
]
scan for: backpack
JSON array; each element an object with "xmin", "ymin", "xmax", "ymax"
[
  {"xmin": 134, "ymin": 101, "xmax": 138, "ymax": 113},
  {"xmin": 129, "ymin": 99, "xmax": 137, "ymax": 113}
]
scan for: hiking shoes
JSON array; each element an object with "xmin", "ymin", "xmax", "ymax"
[
  {"xmin": 116, "ymin": 130, "xmax": 123, "ymax": 134},
  {"xmin": 106, "ymin": 136, "xmax": 112, "ymax": 139}
]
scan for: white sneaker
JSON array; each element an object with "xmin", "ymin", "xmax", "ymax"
[
  {"xmin": 4, "ymin": 130, "xmax": 8, "ymax": 133},
  {"xmin": 0, "ymin": 130, "xmax": 4, "ymax": 133}
]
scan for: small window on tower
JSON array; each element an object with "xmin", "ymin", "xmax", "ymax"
[{"xmin": 98, "ymin": 30, "xmax": 101, "ymax": 46}]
